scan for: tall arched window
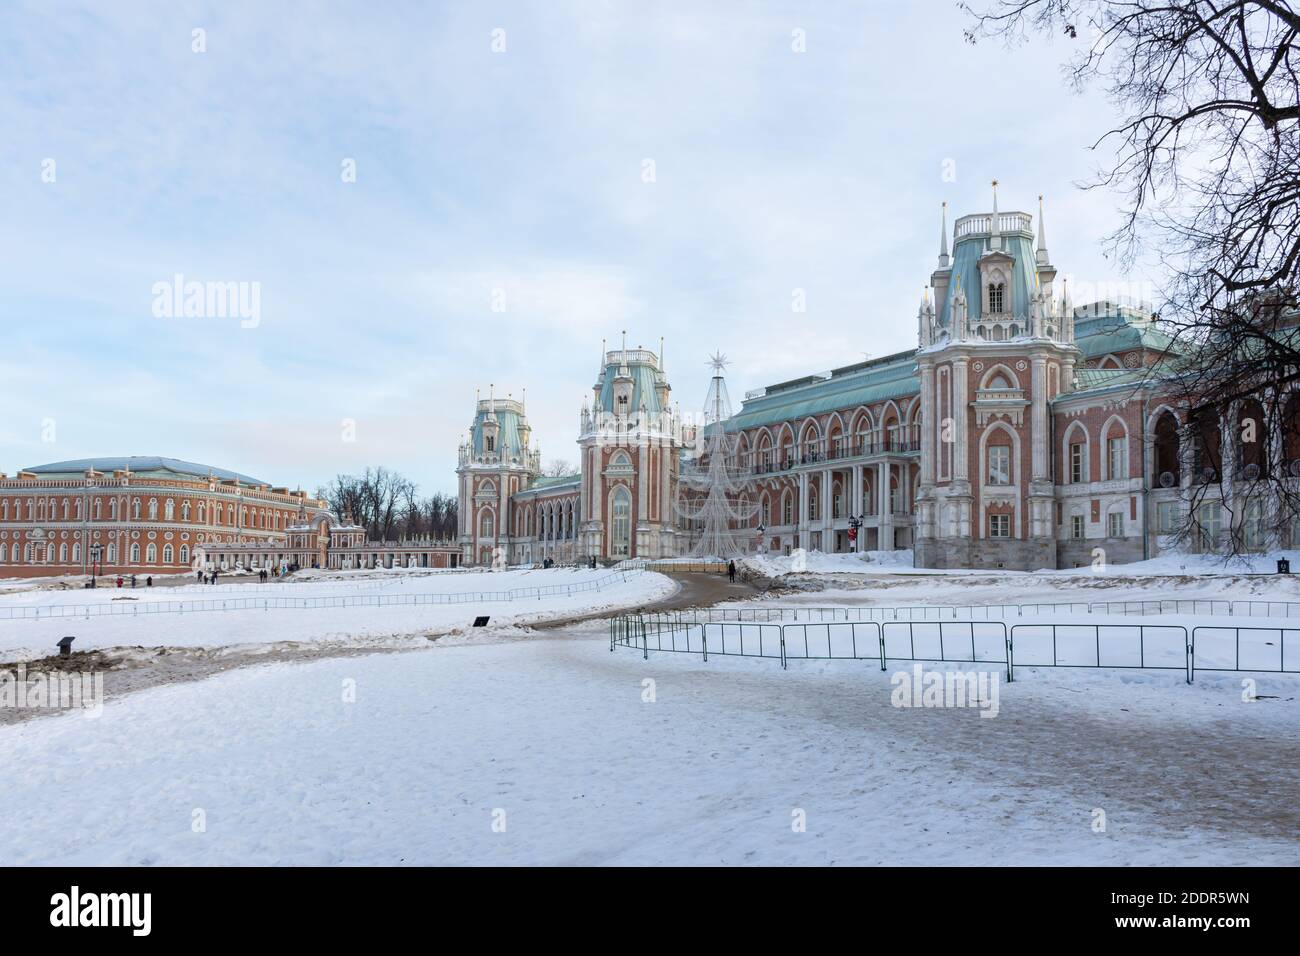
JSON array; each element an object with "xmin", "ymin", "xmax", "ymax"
[
  {"xmin": 479, "ymin": 510, "xmax": 495, "ymax": 539},
  {"xmin": 988, "ymin": 282, "xmax": 1005, "ymax": 313},
  {"xmin": 610, "ymin": 486, "xmax": 632, "ymax": 557},
  {"xmin": 163, "ymin": 544, "xmax": 174, "ymax": 563},
  {"xmin": 132, "ymin": 498, "xmax": 141, "ymax": 520},
  {"xmin": 146, "ymin": 544, "xmax": 157, "ymax": 563},
  {"xmin": 165, "ymin": 499, "xmax": 175, "ymax": 520},
  {"xmin": 130, "ymin": 543, "xmax": 141, "ymax": 563},
  {"xmin": 148, "ymin": 498, "xmax": 158, "ymax": 520}
]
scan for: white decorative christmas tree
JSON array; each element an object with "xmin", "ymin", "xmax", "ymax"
[{"xmin": 674, "ymin": 352, "xmax": 759, "ymax": 558}]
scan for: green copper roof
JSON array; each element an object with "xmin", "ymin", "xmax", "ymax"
[
  {"xmin": 470, "ymin": 404, "xmax": 527, "ymax": 456},
  {"xmin": 515, "ymin": 474, "xmax": 581, "ymax": 497},
  {"xmin": 1075, "ymin": 312, "xmax": 1173, "ymax": 359},
  {"xmin": 1070, "ymin": 367, "xmax": 1148, "ymax": 392},
  {"xmin": 22, "ymin": 456, "xmax": 267, "ymax": 484},
  {"xmin": 939, "ymin": 233, "xmax": 1039, "ymax": 328},
  {"xmin": 728, "ymin": 352, "xmax": 919, "ymax": 431},
  {"xmin": 597, "ymin": 357, "xmax": 666, "ymax": 415}
]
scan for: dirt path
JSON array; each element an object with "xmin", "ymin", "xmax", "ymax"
[
  {"xmin": 1, "ymin": 570, "xmax": 762, "ymax": 725},
  {"xmin": 533, "ymin": 571, "xmax": 764, "ymax": 629}
]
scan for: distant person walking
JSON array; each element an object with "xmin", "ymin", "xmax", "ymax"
[{"xmin": 727, "ymin": 559, "xmax": 736, "ymax": 583}]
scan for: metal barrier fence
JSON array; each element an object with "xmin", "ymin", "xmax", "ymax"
[
  {"xmin": 611, "ymin": 598, "xmax": 1300, "ymax": 625},
  {"xmin": 1, "ymin": 568, "xmax": 648, "ymax": 621},
  {"xmin": 1008, "ymin": 623, "xmax": 1191, "ymax": 683},
  {"xmin": 611, "ymin": 612, "xmax": 1299, "ymax": 684},
  {"xmin": 1189, "ymin": 626, "xmax": 1300, "ymax": 680}
]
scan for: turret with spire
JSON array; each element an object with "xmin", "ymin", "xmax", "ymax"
[
  {"xmin": 951, "ymin": 275, "xmax": 968, "ymax": 340},
  {"xmin": 918, "ymin": 287, "xmax": 935, "ymax": 348},
  {"xmin": 931, "ymin": 202, "xmax": 953, "ymax": 319}
]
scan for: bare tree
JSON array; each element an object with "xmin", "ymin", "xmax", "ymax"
[
  {"xmin": 965, "ymin": 0, "xmax": 1300, "ymax": 553},
  {"xmin": 541, "ymin": 459, "xmax": 577, "ymax": 478}
]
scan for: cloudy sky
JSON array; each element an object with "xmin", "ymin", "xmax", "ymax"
[{"xmin": 0, "ymin": 1, "xmax": 1156, "ymax": 494}]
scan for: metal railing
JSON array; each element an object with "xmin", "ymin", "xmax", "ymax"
[
  {"xmin": 621, "ymin": 599, "xmax": 1300, "ymax": 624},
  {"xmin": 1189, "ymin": 626, "xmax": 1299, "ymax": 680},
  {"xmin": 611, "ymin": 612, "xmax": 1299, "ymax": 684},
  {"xmin": 1009, "ymin": 623, "xmax": 1191, "ymax": 683},
  {"xmin": 0, "ymin": 567, "xmax": 649, "ymax": 620}
]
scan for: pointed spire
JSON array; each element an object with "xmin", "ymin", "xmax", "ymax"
[
  {"xmin": 938, "ymin": 201, "xmax": 950, "ymax": 268},
  {"xmin": 1036, "ymin": 194, "xmax": 1049, "ymax": 265},
  {"xmin": 659, "ymin": 336, "xmax": 665, "ymax": 372},
  {"xmin": 990, "ymin": 180, "xmax": 1001, "ymax": 250}
]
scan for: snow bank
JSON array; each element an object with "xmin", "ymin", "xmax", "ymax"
[
  {"xmin": 0, "ymin": 568, "xmax": 678, "ymax": 660},
  {"xmin": 743, "ymin": 549, "xmax": 916, "ymax": 577}
]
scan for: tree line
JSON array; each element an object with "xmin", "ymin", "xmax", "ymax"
[{"xmin": 316, "ymin": 467, "xmax": 458, "ymax": 542}]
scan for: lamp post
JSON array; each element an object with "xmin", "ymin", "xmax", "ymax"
[{"xmin": 755, "ymin": 523, "xmax": 766, "ymax": 555}]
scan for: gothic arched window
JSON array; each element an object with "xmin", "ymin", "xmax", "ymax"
[{"xmin": 988, "ymin": 282, "xmax": 1005, "ymax": 313}]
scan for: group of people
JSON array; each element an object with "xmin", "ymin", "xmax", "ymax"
[{"xmin": 108, "ymin": 574, "xmax": 151, "ymax": 588}]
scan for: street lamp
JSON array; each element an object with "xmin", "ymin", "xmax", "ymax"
[{"xmin": 755, "ymin": 523, "xmax": 766, "ymax": 555}]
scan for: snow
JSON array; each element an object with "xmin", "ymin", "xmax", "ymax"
[
  {"xmin": 1, "ymin": 625, "xmax": 1294, "ymax": 865},
  {"xmin": 0, "ymin": 567, "xmax": 678, "ymax": 660}
]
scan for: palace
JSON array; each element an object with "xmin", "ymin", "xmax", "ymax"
[
  {"xmin": 0, "ymin": 457, "xmax": 460, "ymax": 579},
  {"xmin": 0, "ymin": 457, "xmax": 326, "ymax": 578},
  {"xmin": 458, "ymin": 191, "xmax": 1299, "ymax": 570}
]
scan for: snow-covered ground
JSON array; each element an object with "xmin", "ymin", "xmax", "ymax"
[
  {"xmin": 1, "ymin": 623, "xmax": 1294, "ymax": 865},
  {"xmin": 0, "ymin": 567, "xmax": 677, "ymax": 660}
]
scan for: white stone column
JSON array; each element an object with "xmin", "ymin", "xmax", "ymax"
[
  {"xmin": 879, "ymin": 461, "xmax": 894, "ymax": 551},
  {"xmin": 821, "ymin": 468, "xmax": 833, "ymax": 551},
  {"xmin": 798, "ymin": 471, "xmax": 810, "ymax": 551},
  {"xmin": 1031, "ymin": 357, "xmax": 1048, "ymax": 481},
  {"xmin": 953, "ymin": 358, "xmax": 969, "ymax": 481},
  {"xmin": 851, "ymin": 464, "xmax": 864, "ymax": 521}
]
